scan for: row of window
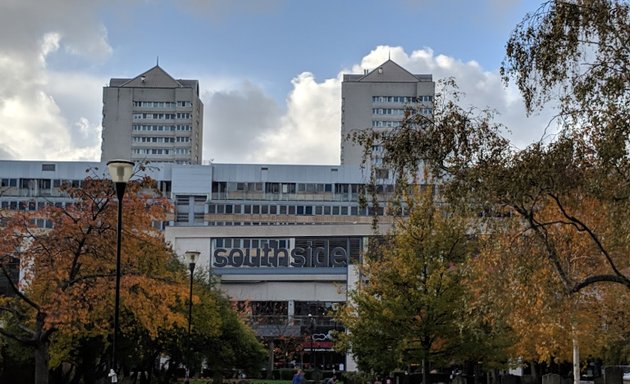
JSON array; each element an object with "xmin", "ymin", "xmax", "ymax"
[
  {"xmin": 372, "ymin": 95, "xmax": 433, "ymax": 104},
  {"xmin": 132, "ymin": 101, "xmax": 192, "ymax": 108},
  {"xmin": 213, "ymin": 182, "xmax": 366, "ymax": 194},
  {"xmin": 183, "ymin": 220, "xmax": 363, "ymax": 227},
  {"xmin": 372, "ymin": 108, "xmax": 433, "ymax": 116},
  {"xmin": 215, "ymin": 238, "xmax": 290, "ymax": 249},
  {"xmin": 132, "ymin": 112, "xmax": 192, "ymax": 120},
  {"xmin": 1, "ymin": 178, "xmax": 83, "ymax": 190},
  {"xmin": 372, "ymin": 108, "xmax": 406, "ymax": 116},
  {"xmin": 234, "ymin": 300, "xmax": 341, "ymax": 318},
  {"xmin": 372, "ymin": 120, "xmax": 401, "ymax": 128},
  {"xmin": 132, "ymin": 124, "xmax": 192, "ymax": 132},
  {"xmin": 207, "ymin": 202, "xmax": 376, "ymax": 216},
  {"xmin": 132, "ymin": 148, "xmax": 191, "ymax": 155},
  {"xmin": 132, "ymin": 136, "xmax": 191, "ymax": 144}
]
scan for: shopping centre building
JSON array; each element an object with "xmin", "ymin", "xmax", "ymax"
[{"xmin": 0, "ymin": 59, "xmax": 434, "ymax": 371}]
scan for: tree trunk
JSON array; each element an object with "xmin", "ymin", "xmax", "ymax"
[
  {"xmin": 422, "ymin": 357, "xmax": 428, "ymax": 384},
  {"xmin": 572, "ymin": 331, "xmax": 579, "ymax": 384},
  {"xmin": 268, "ymin": 339, "xmax": 275, "ymax": 377},
  {"xmin": 34, "ymin": 340, "xmax": 50, "ymax": 384}
]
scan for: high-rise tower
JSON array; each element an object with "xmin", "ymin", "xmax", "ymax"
[
  {"xmin": 340, "ymin": 59, "xmax": 434, "ymax": 167},
  {"xmin": 101, "ymin": 65, "xmax": 204, "ymax": 164}
]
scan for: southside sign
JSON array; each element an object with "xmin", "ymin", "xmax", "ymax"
[{"xmin": 213, "ymin": 245, "xmax": 348, "ymax": 268}]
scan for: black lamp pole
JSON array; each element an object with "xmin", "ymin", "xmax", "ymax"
[
  {"xmin": 107, "ymin": 160, "xmax": 134, "ymax": 383},
  {"xmin": 184, "ymin": 250, "xmax": 199, "ymax": 384}
]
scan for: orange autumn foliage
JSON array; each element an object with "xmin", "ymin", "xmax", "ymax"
[
  {"xmin": 0, "ymin": 174, "xmax": 191, "ymax": 359},
  {"xmin": 467, "ymin": 194, "xmax": 630, "ymax": 362}
]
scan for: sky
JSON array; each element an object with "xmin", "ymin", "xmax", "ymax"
[{"xmin": 0, "ymin": 0, "xmax": 556, "ymax": 165}]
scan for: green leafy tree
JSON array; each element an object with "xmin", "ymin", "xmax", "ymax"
[{"xmin": 338, "ymin": 187, "xmax": 483, "ymax": 382}]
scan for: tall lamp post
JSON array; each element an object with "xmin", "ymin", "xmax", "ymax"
[
  {"xmin": 107, "ymin": 160, "xmax": 134, "ymax": 383},
  {"xmin": 184, "ymin": 250, "xmax": 199, "ymax": 384}
]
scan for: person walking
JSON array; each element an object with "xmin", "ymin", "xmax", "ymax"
[{"xmin": 293, "ymin": 369, "xmax": 305, "ymax": 384}]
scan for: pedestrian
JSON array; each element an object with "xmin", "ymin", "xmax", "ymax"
[{"xmin": 293, "ymin": 369, "xmax": 305, "ymax": 384}]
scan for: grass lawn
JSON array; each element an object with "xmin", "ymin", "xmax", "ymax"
[{"xmin": 187, "ymin": 380, "xmax": 291, "ymax": 384}]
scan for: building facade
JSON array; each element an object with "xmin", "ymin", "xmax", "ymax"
[
  {"xmin": 340, "ymin": 59, "xmax": 435, "ymax": 166},
  {"xmin": 101, "ymin": 66, "xmax": 204, "ymax": 165},
  {"xmin": 2, "ymin": 59, "xmax": 433, "ymax": 372},
  {"xmin": 0, "ymin": 160, "xmax": 396, "ymax": 371}
]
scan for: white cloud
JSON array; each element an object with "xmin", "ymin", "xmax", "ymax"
[
  {"xmin": 0, "ymin": 0, "xmax": 109, "ymax": 161},
  {"xmin": 201, "ymin": 81, "xmax": 281, "ymax": 163},
  {"xmin": 250, "ymin": 73, "xmax": 341, "ymax": 164},
  {"xmin": 1, "ymin": 17, "xmax": 552, "ymax": 165},
  {"xmin": 201, "ymin": 45, "xmax": 554, "ymax": 165}
]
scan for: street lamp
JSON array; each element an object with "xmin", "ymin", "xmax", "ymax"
[
  {"xmin": 107, "ymin": 160, "xmax": 134, "ymax": 383},
  {"xmin": 184, "ymin": 250, "xmax": 199, "ymax": 384}
]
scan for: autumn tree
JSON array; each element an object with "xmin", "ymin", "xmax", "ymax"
[
  {"xmin": 0, "ymin": 172, "xmax": 191, "ymax": 384},
  {"xmin": 465, "ymin": 199, "xmax": 630, "ymax": 374},
  {"xmin": 338, "ymin": 187, "xmax": 488, "ymax": 382},
  {"xmin": 351, "ymin": 0, "xmax": 629, "ymax": 378}
]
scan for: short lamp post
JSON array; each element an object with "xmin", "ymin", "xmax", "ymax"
[
  {"xmin": 184, "ymin": 250, "xmax": 199, "ymax": 384},
  {"xmin": 107, "ymin": 160, "xmax": 134, "ymax": 383}
]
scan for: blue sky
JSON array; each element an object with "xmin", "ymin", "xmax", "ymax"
[{"xmin": 0, "ymin": 0, "xmax": 552, "ymax": 164}]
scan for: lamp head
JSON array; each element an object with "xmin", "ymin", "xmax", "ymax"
[
  {"xmin": 185, "ymin": 250, "xmax": 200, "ymax": 266},
  {"xmin": 107, "ymin": 160, "xmax": 134, "ymax": 184}
]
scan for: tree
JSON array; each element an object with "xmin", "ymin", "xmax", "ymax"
[
  {"xmin": 499, "ymin": 0, "xmax": 630, "ymax": 291},
  {"xmin": 465, "ymin": 201, "xmax": 630, "ymax": 367},
  {"xmin": 355, "ymin": 1, "xmax": 630, "ymax": 293},
  {"xmin": 338, "ymin": 187, "xmax": 480, "ymax": 382},
  {"xmin": 194, "ymin": 287, "xmax": 267, "ymax": 380},
  {"xmin": 350, "ymin": 0, "xmax": 629, "ymax": 379},
  {"xmin": 0, "ymin": 173, "xmax": 191, "ymax": 384}
]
